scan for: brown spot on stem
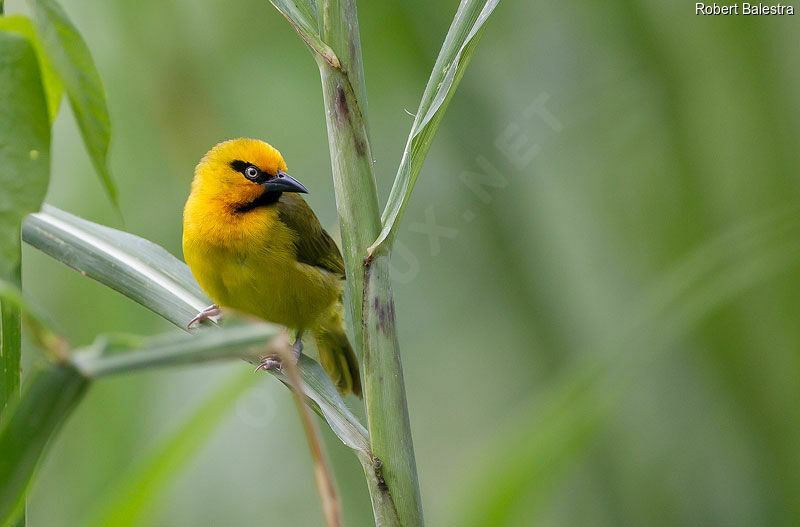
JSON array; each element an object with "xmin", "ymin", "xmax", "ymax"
[
  {"xmin": 334, "ymin": 83, "xmax": 368, "ymax": 157},
  {"xmin": 373, "ymin": 296, "xmax": 387, "ymax": 332},
  {"xmin": 373, "ymin": 456, "xmax": 389, "ymax": 491},
  {"xmin": 336, "ymin": 86, "xmax": 349, "ymax": 118},
  {"xmin": 387, "ymin": 300, "xmax": 396, "ymax": 327},
  {"xmin": 353, "ymin": 135, "xmax": 367, "ymax": 157}
]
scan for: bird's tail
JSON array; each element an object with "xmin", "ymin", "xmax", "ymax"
[{"xmin": 313, "ymin": 312, "xmax": 362, "ymax": 398}]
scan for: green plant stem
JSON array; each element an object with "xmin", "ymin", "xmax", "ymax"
[
  {"xmin": 356, "ymin": 451, "xmax": 401, "ymax": 526},
  {"xmin": 317, "ymin": 2, "xmax": 423, "ymax": 525},
  {"xmin": 317, "ymin": 59, "xmax": 423, "ymax": 526},
  {"xmin": 0, "ymin": 302, "xmax": 21, "ymax": 413},
  {"xmin": 0, "ymin": 267, "xmax": 21, "ymax": 418},
  {"xmin": 316, "ymin": 61, "xmax": 380, "ymax": 349},
  {"xmin": 0, "ymin": 362, "xmax": 88, "ymax": 526},
  {"xmin": 361, "ymin": 256, "xmax": 420, "ymax": 526}
]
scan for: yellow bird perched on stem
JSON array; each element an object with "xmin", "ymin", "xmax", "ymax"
[{"xmin": 182, "ymin": 138, "xmax": 362, "ymax": 397}]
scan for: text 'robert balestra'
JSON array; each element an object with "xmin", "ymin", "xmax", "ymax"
[{"xmin": 696, "ymin": 3, "xmax": 795, "ymax": 14}]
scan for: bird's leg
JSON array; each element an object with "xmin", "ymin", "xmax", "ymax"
[
  {"xmin": 187, "ymin": 304, "xmax": 221, "ymax": 328},
  {"xmin": 254, "ymin": 330, "xmax": 303, "ymax": 373},
  {"xmin": 291, "ymin": 331, "xmax": 304, "ymax": 362}
]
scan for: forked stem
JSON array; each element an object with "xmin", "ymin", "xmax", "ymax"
[{"xmin": 316, "ymin": 1, "xmax": 424, "ymax": 524}]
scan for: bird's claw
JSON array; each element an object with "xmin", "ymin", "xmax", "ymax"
[
  {"xmin": 254, "ymin": 355, "xmax": 284, "ymax": 373},
  {"xmin": 254, "ymin": 336, "xmax": 303, "ymax": 374},
  {"xmin": 187, "ymin": 304, "xmax": 221, "ymax": 328}
]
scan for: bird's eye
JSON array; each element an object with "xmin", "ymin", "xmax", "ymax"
[{"xmin": 245, "ymin": 166, "xmax": 259, "ymax": 180}]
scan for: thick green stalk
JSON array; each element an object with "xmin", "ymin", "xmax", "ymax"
[
  {"xmin": 316, "ymin": 60, "xmax": 381, "ymax": 349},
  {"xmin": 362, "ymin": 256, "xmax": 421, "ymax": 526},
  {"xmin": 317, "ymin": 1, "xmax": 423, "ymax": 525},
  {"xmin": 317, "ymin": 62, "xmax": 421, "ymax": 525},
  {"xmin": 356, "ymin": 451, "xmax": 401, "ymax": 526}
]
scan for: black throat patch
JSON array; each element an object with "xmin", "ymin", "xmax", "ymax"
[{"xmin": 236, "ymin": 189, "xmax": 281, "ymax": 212}]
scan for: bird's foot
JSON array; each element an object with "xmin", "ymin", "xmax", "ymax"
[
  {"xmin": 187, "ymin": 304, "xmax": 221, "ymax": 328},
  {"xmin": 254, "ymin": 355, "xmax": 284, "ymax": 373},
  {"xmin": 254, "ymin": 335, "xmax": 303, "ymax": 373}
]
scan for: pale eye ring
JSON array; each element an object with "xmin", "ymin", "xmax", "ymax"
[{"xmin": 245, "ymin": 166, "xmax": 259, "ymax": 180}]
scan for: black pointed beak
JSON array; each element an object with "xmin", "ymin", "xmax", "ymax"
[{"xmin": 262, "ymin": 170, "xmax": 309, "ymax": 194}]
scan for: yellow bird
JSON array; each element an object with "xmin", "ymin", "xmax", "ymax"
[{"xmin": 182, "ymin": 138, "xmax": 361, "ymax": 397}]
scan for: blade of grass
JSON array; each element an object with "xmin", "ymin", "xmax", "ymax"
[
  {"xmin": 0, "ymin": 281, "xmax": 65, "ymax": 527},
  {"xmin": 284, "ymin": 354, "xmax": 370, "ymax": 453},
  {"xmin": 0, "ymin": 29, "xmax": 51, "ymax": 417},
  {"xmin": 28, "ymin": 0, "xmax": 117, "ymax": 207},
  {"xmin": 71, "ymin": 324, "xmax": 280, "ymax": 377},
  {"xmin": 0, "ymin": 363, "xmax": 88, "ymax": 527},
  {"xmin": 369, "ymin": 0, "xmax": 498, "ymax": 255},
  {"xmin": 22, "ymin": 205, "xmax": 212, "ymax": 329},
  {"xmin": 85, "ymin": 367, "xmax": 260, "ymax": 527}
]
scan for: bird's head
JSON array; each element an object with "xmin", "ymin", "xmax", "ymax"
[{"xmin": 191, "ymin": 138, "xmax": 308, "ymax": 210}]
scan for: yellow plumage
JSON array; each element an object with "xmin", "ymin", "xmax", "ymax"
[{"xmin": 182, "ymin": 138, "xmax": 361, "ymax": 397}]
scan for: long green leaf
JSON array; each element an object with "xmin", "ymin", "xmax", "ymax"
[
  {"xmin": 0, "ymin": 363, "xmax": 88, "ymax": 527},
  {"xmin": 0, "ymin": 15, "xmax": 63, "ymax": 122},
  {"xmin": 23, "ymin": 205, "xmax": 212, "ymax": 329},
  {"xmin": 71, "ymin": 323, "xmax": 281, "ymax": 377},
  {"xmin": 86, "ymin": 368, "xmax": 260, "ymax": 527},
  {"xmin": 369, "ymin": 0, "xmax": 498, "ymax": 254},
  {"xmin": 72, "ymin": 324, "xmax": 370, "ymax": 451},
  {"xmin": 289, "ymin": 354, "xmax": 370, "ymax": 452},
  {"xmin": 28, "ymin": 0, "xmax": 117, "ymax": 207},
  {"xmin": 0, "ymin": 30, "xmax": 50, "ymax": 415},
  {"xmin": 22, "ymin": 206, "xmax": 370, "ymax": 453},
  {"xmin": 269, "ymin": 0, "xmax": 340, "ymax": 68}
]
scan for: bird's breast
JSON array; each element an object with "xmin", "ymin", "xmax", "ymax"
[{"xmin": 183, "ymin": 200, "xmax": 338, "ymax": 328}]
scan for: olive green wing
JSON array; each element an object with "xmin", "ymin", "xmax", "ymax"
[{"xmin": 277, "ymin": 194, "xmax": 345, "ymax": 278}]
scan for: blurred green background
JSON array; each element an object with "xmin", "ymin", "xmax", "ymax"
[{"xmin": 6, "ymin": 0, "xmax": 800, "ymax": 525}]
